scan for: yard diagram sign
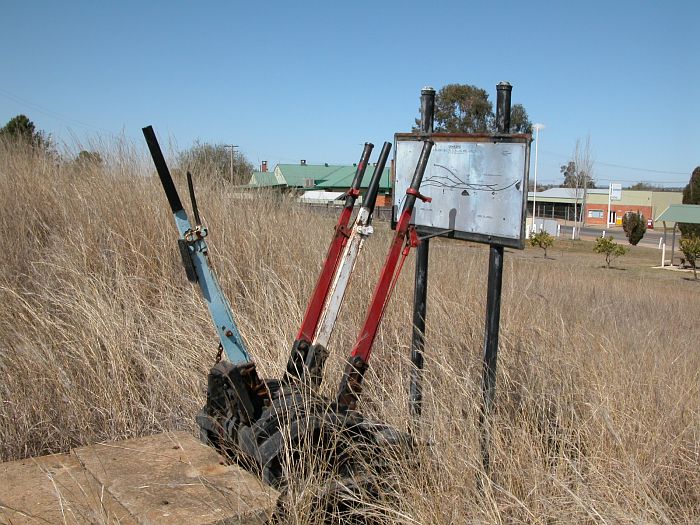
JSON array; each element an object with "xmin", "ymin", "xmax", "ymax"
[{"xmin": 393, "ymin": 133, "xmax": 531, "ymax": 249}]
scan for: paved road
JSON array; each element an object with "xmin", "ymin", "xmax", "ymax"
[{"xmin": 557, "ymin": 224, "xmax": 667, "ymax": 248}]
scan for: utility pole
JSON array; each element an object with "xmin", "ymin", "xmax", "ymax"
[{"xmin": 223, "ymin": 144, "xmax": 238, "ymax": 183}]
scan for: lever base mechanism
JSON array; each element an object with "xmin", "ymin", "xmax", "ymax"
[{"xmin": 197, "ymin": 361, "xmax": 414, "ymax": 517}]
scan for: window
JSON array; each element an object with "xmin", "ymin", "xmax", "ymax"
[{"xmin": 588, "ymin": 209, "xmax": 604, "ymax": 218}]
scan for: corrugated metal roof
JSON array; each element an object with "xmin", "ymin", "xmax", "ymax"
[
  {"xmin": 528, "ymin": 188, "xmax": 585, "ymax": 199},
  {"xmin": 275, "ymin": 164, "xmax": 347, "ymax": 187},
  {"xmin": 250, "ymin": 171, "xmax": 281, "ymax": 187},
  {"xmin": 527, "ymin": 188, "xmax": 608, "ymax": 201},
  {"xmin": 316, "ymin": 165, "xmax": 391, "ymax": 190},
  {"xmin": 656, "ymin": 204, "xmax": 700, "ymax": 224}
]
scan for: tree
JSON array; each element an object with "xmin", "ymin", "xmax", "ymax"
[
  {"xmin": 622, "ymin": 211, "xmax": 646, "ymax": 245},
  {"xmin": 177, "ymin": 141, "xmax": 253, "ymax": 185},
  {"xmin": 0, "ymin": 114, "xmax": 46, "ymax": 147},
  {"xmin": 628, "ymin": 182, "xmax": 655, "ymax": 190},
  {"xmin": 679, "ymin": 167, "xmax": 700, "ymax": 238},
  {"xmin": 560, "ymin": 137, "xmax": 595, "ymax": 227},
  {"xmin": 529, "ymin": 230, "xmax": 554, "ymax": 258},
  {"xmin": 414, "ymin": 83, "xmax": 531, "ymax": 133},
  {"xmin": 594, "ymin": 236, "xmax": 628, "ymax": 268},
  {"xmin": 679, "ymin": 235, "xmax": 700, "ymax": 280},
  {"xmin": 509, "ymin": 103, "xmax": 533, "ymax": 134}
]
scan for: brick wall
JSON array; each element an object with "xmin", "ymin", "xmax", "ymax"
[{"xmin": 584, "ymin": 203, "xmax": 652, "ymax": 225}]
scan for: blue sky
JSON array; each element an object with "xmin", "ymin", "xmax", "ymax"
[{"xmin": 1, "ymin": 0, "xmax": 697, "ymax": 187}]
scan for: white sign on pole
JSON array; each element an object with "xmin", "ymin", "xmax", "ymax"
[
  {"xmin": 393, "ymin": 134, "xmax": 531, "ymax": 249},
  {"xmin": 610, "ymin": 183, "xmax": 622, "ymax": 201}
]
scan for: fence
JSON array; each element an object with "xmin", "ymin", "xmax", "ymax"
[{"xmin": 303, "ymin": 202, "xmax": 394, "ymax": 222}]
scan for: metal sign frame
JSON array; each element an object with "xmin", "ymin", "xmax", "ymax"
[{"xmin": 392, "ymin": 133, "xmax": 531, "ymax": 249}]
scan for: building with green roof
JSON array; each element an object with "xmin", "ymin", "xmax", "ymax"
[
  {"xmin": 248, "ymin": 170, "xmax": 284, "ymax": 188},
  {"xmin": 315, "ymin": 164, "xmax": 393, "ymax": 206},
  {"xmin": 245, "ymin": 160, "xmax": 394, "ymax": 205},
  {"xmin": 273, "ymin": 162, "xmax": 347, "ymax": 188}
]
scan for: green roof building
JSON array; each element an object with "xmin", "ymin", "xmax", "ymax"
[
  {"xmin": 246, "ymin": 160, "xmax": 394, "ymax": 205},
  {"xmin": 315, "ymin": 165, "xmax": 391, "ymax": 191},
  {"xmin": 249, "ymin": 170, "xmax": 284, "ymax": 188},
  {"xmin": 273, "ymin": 162, "xmax": 347, "ymax": 188}
]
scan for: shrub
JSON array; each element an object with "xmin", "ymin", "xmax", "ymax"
[
  {"xmin": 75, "ymin": 150, "xmax": 103, "ymax": 166},
  {"xmin": 679, "ymin": 235, "xmax": 700, "ymax": 280},
  {"xmin": 528, "ymin": 230, "xmax": 554, "ymax": 258},
  {"xmin": 594, "ymin": 236, "xmax": 628, "ymax": 268},
  {"xmin": 177, "ymin": 141, "xmax": 252, "ymax": 185},
  {"xmin": 622, "ymin": 212, "xmax": 646, "ymax": 245}
]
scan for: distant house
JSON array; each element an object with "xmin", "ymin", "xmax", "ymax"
[
  {"xmin": 246, "ymin": 161, "xmax": 285, "ymax": 189},
  {"xmin": 246, "ymin": 159, "xmax": 393, "ymax": 205},
  {"xmin": 246, "ymin": 160, "xmax": 346, "ymax": 190},
  {"xmin": 315, "ymin": 164, "xmax": 392, "ymax": 207},
  {"xmin": 585, "ymin": 190, "xmax": 681, "ymax": 226}
]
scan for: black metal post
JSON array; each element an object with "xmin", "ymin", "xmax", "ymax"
[
  {"xmin": 479, "ymin": 82, "xmax": 511, "ymax": 475},
  {"xmin": 409, "ymin": 87, "xmax": 435, "ymax": 424}
]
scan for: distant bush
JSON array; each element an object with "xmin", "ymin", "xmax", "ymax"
[
  {"xmin": 529, "ymin": 230, "xmax": 554, "ymax": 258},
  {"xmin": 622, "ymin": 212, "xmax": 646, "ymax": 245},
  {"xmin": 177, "ymin": 141, "xmax": 253, "ymax": 185},
  {"xmin": 594, "ymin": 236, "xmax": 628, "ymax": 268},
  {"xmin": 75, "ymin": 150, "xmax": 103, "ymax": 167}
]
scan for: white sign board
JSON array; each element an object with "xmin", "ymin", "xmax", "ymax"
[
  {"xmin": 609, "ymin": 183, "xmax": 622, "ymax": 201},
  {"xmin": 393, "ymin": 134, "xmax": 531, "ymax": 248}
]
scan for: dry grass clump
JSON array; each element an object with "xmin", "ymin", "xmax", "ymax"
[{"xmin": 0, "ymin": 137, "xmax": 698, "ymax": 523}]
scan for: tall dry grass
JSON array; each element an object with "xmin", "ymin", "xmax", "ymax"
[{"xmin": 0, "ymin": 138, "xmax": 698, "ymax": 523}]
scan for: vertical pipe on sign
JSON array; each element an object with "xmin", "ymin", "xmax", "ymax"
[
  {"xmin": 409, "ymin": 87, "xmax": 435, "ymax": 425},
  {"xmin": 479, "ymin": 82, "xmax": 511, "ymax": 476}
]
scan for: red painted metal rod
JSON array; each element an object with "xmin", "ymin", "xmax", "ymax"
[
  {"xmin": 337, "ymin": 139, "xmax": 434, "ymax": 409},
  {"xmin": 284, "ymin": 143, "xmax": 374, "ymax": 381}
]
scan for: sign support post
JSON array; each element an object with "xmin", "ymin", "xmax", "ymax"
[
  {"xmin": 409, "ymin": 87, "xmax": 435, "ymax": 425},
  {"xmin": 394, "ymin": 82, "xmax": 530, "ymax": 481},
  {"xmin": 479, "ymin": 82, "xmax": 511, "ymax": 475}
]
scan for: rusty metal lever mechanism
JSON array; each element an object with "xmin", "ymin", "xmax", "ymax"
[
  {"xmin": 142, "ymin": 123, "xmax": 429, "ymax": 505},
  {"xmin": 301, "ymin": 142, "xmax": 393, "ymax": 387},
  {"xmin": 142, "ymin": 126, "xmax": 250, "ymax": 365},
  {"xmin": 284, "ymin": 143, "xmax": 374, "ymax": 383}
]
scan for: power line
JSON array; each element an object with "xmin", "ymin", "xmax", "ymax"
[
  {"xmin": 540, "ymin": 148, "xmax": 688, "ymax": 176},
  {"xmin": 0, "ymin": 87, "xmax": 116, "ymax": 135},
  {"xmin": 595, "ymin": 178, "xmax": 686, "ymax": 184}
]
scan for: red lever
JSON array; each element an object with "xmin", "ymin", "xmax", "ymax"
[{"xmin": 406, "ymin": 187, "xmax": 432, "ymax": 203}]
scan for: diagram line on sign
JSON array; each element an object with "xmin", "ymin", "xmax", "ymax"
[{"xmin": 423, "ymin": 164, "xmax": 519, "ymax": 194}]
